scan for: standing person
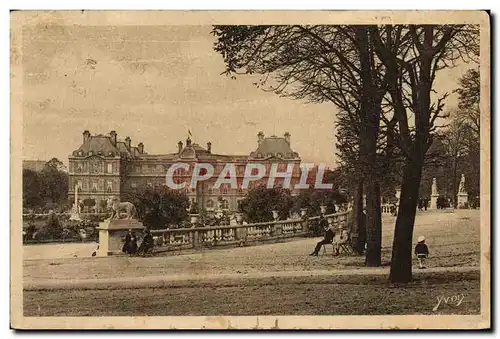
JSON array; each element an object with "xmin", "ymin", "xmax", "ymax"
[
  {"xmin": 122, "ymin": 229, "xmax": 132, "ymax": 253},
  {"xmin": 137, "ymin": 229, "xmax": 154, "ymax": 256},
  {"xmin": 424, "ymin": 197, "xmax": 428, "ymax": 211},
  {"xmin": 128, "ymin": 231, "xmax": 138, "ymax": 255},
  {"xmin": 415, "ymin": 236, "xmax": 429, "ymax": 269},
  {"xmin": 309, "ymin": 217, "xmax": 334, "ymax": 256}
]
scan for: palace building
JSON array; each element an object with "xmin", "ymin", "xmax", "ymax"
[{"xmin": 68, "ymin": 130, "xmax": 302, "ymax": 212}]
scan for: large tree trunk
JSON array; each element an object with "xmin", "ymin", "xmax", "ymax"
[
  {"xmin": 352, "ymin": 179, "xmax": 366, "ymax": 254},
  {"xmin": 356, "ymin": 26, "xmax": 383, "ymax": 266},
  {"xmin": 365, "ymin": 179, "xmax": 382, "ymax": 266},
  {"xmin": 389, "ymin": 157, "xmax": 424, "ymax": 282}
]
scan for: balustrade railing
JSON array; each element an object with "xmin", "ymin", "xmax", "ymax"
[
  {"xmin": 150, "ymin": 210, "xmax": 351, "ymax": 252},
  {"xmin": 381, "ymin": 203, "xmax": 397, "ymax": 215}
]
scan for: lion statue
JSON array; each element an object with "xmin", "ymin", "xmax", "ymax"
[{"xmin": 106, "ymin": 197, "xmax": 137, "ymax": 220}]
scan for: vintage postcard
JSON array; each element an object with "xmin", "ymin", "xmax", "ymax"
[{"xmin": 11, "ymin": 10, "xmax": 490, "ymax": 330}]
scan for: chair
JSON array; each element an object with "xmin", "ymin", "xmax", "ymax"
[
  {"xmin": 321, "ymin": 241, "xmax": 335, "ymax": 255},
  {"xmin": 335, "ymin": 231, "xmax": 354, "ymax": 255},
  {"xmin": 338, "ymin": 241, "xmax": 354, "ymax": 255}
]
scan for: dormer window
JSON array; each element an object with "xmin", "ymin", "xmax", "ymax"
[
  {"xmin": 97, "ymin": 151, "xmax": 102, "ymax": 155},
  {"xmin": 108, "ymin": 152, "xmax": 114, "ymax": 156},
  {"xmin": 78, "ymin": 151, "xmax": 83, "ymax": 156},
  {"xmin": 267, "ymin": 153, "xmax": 273, "ymax": 158},
  {"xmin": 277, "ymin": 153, "xmax": 283, "ymax": 158},
  {"xmin": 257, "ymin": 153, "xmax": 262, "ymax": 158},
  {"xmin": 89, "ymin": 151, "xmax": 93, "ymax": 156}
]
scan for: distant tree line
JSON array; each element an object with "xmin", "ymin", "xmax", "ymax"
[{"xmin": 23, "ymin": 158, "xmax": 69, "ymax": 213}]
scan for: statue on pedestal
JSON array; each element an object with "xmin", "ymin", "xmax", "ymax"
[
  {"xmin": 106, "ymin": 197, "xmax": 137, "ymax": 220},
  {"xmin": 457, "ymin": 174, "xmax": 469, "ymax": 209},
  {"xmin": 458, "ymin": 174, "xmax": 466, "ymax": 194},
  {"xmin": 431, "ymin": 178, "xmax": 438, "ymax": 196},
  {"xmin": 69, "ymin": 184, "xmax": 82, "ymax": 221}
]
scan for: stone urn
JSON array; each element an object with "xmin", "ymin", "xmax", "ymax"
[
  {"xmin": 235, "ymin": 212, "xmax": 244, "ymax": 223},
  {"xmin": 271, "ymin": 210, "xmax": 279, "ymax": 221},
  {"xmin": 320, "ymin": 205, "xmax": 327, "ymax": 215},
  {"xmin": 190, "ymin": 214, "xmax": 200, "ymax": 225},
  {"xmin": 300, "ymin": 208, "xmax": 308, "ymax": 217}
]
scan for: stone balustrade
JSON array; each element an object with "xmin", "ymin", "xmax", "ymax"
[
  {"xmin": 150, "ymin": 210, "xmax": 351, "ymax": 252},
  {"xmin": 381, "ymin": 203, "xmax": 397, "ymax": 215}
]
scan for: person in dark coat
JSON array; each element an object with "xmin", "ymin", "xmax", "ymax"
[
  {"xmin": 137, "ymin": 229, "xmax": 154, "ymax": 256},
  {"xmin": 128, "ymin": 232, "xmax": 138, "ymax": 255},
  {"xmin": 415, "ymin": 235, "xmax": 429, "ymax": 269},
  {"xmin": 122, "ymin": 229, "xmax": 132, "ymax": 253},
  {"xmin": 309, "ymin": 217, "xmax": 334, "ymax": 256}
]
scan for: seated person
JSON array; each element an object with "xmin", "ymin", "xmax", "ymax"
[
  {"xmin": 309, "ymin": 217, "xmax": 334, "ymax": 256},
  {"xmin": 333, "ymin": 226, "xmax": 350, "ymax": 255},
  {"xmin": 137, "ymin": 229, "xmax": 154, "ymax": 256},
  {"xmin": 415, "ymin": 235, "xmax": 429, "ymax": 268}
]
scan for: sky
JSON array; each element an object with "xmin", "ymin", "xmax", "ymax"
[{"xmin": 21, "ymin": 24, "xmax": 474, "ymax": 167}]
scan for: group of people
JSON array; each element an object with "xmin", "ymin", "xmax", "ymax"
[
  {"xmin": 307, "ymin": 211, "xmax": 430, "ymax": 268},
  {"xmin": 417, "ymin": 198, "xmax": 429, "ymax": 211},
  {"xmin": 309, "ymin": 216, "xmax": 351, "ymax": 256},
  {"xmin": 122, "ymin": 229, "xmax": 154, "ymax": 256}
]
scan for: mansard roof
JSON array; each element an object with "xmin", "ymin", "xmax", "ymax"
[{"xmin": 249, "ymin": 135, "xmax": 300, "ymax": 160}]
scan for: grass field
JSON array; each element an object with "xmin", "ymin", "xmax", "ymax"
[{"xmin": 24, "ymin": 271, "xmax": 480, "ymax": 316}]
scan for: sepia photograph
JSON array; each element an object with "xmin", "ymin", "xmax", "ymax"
[{"xmin": 10, "ymin": 10, "xmax": 490, "ymax": 329}]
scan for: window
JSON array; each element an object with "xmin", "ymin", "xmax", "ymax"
[
  {"xmin": 220, "ymin": 199, "xmax": 229, "ymax": 210},
  {"xmin": 131, "ymin": 181, "xmax": 137, "ymax": 188},
  {"xmin": 107, "ymin": 163, "xmax": 113, "ymax": 173},
  {"xmin": 77, "ymin": 181, "xmax": 83, "ymax": 190},
  {"xmin": 92, "ymin": 182, "xmax": 98, "ymax": 192},
  {"xmin": 207, "ymin": 183, "xmax": 213, "ymax": 194},
  {"xmin": 106, "ymin": 181, "xmax": 112, "ymax": 192},
  {"xmin": 206, "ymin": 199, "xmax": 214, "ymax": 209}
]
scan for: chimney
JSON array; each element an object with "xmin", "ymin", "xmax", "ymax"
[
  {"xmin": 138, "ymin": 142, "xmax": 144, "ymax": 154},
  {"xmin": 109, "ymin": 130, "xmax": 117, "ymax": 146},
  {"xmin": 83, "ymin": 130, "xmax": 90, "ymax": 143},
  {"xmin": 257, "ymin": 131, "xmax": 264, "ymax": 144},
  {"xmin": 125, "ymin": 136, "xmax": 131, "ymax": 149},
  {"xmin": 207, "ymin": 142, "xmax": 212, "ymax": 153},
  {"xmin": 178, "ymin": 141, "xmax": 183, "ymax": 154},
  {"xmin": 284, "ymin": 132, "xmax": 291, "ymax": 145}
]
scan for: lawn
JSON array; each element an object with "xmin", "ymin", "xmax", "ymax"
[{"xmin": 24, "ymin": 271, "xmax": 480, "ymax": 316}]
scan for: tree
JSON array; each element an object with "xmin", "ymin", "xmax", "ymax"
[
  {"xmin": 124, "ymin": 185, "xmax": 189, "ymax": 229},
  {"xmin": 23, "ymin": 169, "xmax": 42, "ymax": 208},
  {"xmin": 34, "ymin": 211, "xmax": 64, "ymax": 240},
  {"xmin": 39, "ymin": 158, "xmax": 69, "ymax": 205},
  {"xmin": 239, "ymin": 185, "xmax": 294, "ymax": 223},
  {"xmin": 212, "ymin": 25, "xmax": 386, "ymax": 266},
  {"xmin": 293, "ymin": 187, "xmax": 346, "ymax": 216},
  {"xmin": 454, "ymin": 67, "xmax": 480, "ymax": 137},
  {"xmin": 372, "ymin": 25, "xmax": 479, "ymax": 282}
]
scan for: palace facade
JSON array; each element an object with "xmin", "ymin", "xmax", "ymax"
[{"xmin": 68, "ymin": 130, "xmax": 302, "ymax": 212}]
